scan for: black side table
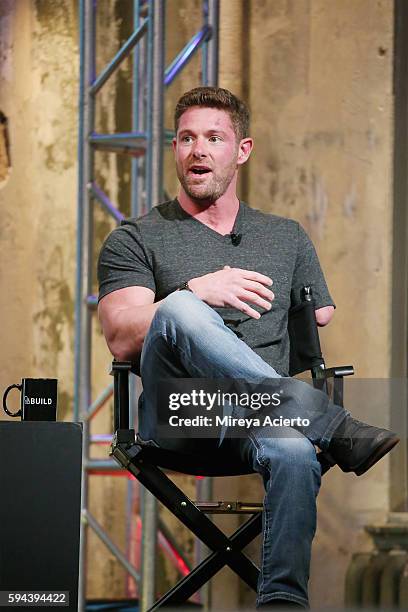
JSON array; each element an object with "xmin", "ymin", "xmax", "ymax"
[{"xmin": 0, "ymin": 422, "xmax": 82, "ymax": 611}]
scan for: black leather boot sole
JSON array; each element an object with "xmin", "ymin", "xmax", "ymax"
[
  {"xmin": 328, "ymin": 417, "xmax": 400, "ymax": 476},
  {"xmin": 353, "ymin": 434, "xmax": 400, "ymax": 475}
]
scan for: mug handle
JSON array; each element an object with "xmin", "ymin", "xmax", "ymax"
[{"xmin": 2, "ymin": 384, "xmax": 22, "ymax": 418}]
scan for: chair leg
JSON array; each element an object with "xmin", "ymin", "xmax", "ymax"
[
  {"xmin": 148, "ymin": 513, "xmax": 263, "ymax": 609},
  {"xmin": 333, "ymin": 375, "xmax": 344, "ymax": 407},
  {"xmin": 149, "ymin": 548, "xmax": 235, "ymax": 609},
  {"xmin": 134, "ymin": 455, "xmax": 260, "ymax": 586},
  {"xmin": 111, "ymin": 441, "xmax": 262, "ymax": 597}
]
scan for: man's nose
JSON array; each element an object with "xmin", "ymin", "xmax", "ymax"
[
  {"xmin": 192, "ymin": 150, "xmax": 206, "ymax": 159},
  {"xmin": 191, "ymin": 140, "xmax": 207, "ymax": 158}
]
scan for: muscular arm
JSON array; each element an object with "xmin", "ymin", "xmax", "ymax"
[
  {"xmin": 98, "ymin": 267, "xmax": 275, "ymax": 361},
  {"xmin": 98, "ymin": 286, "xmax": 161, "ymax": 361},
  {"xmin": 98, "ymin": 272, "xmax": 332, "ymax": 366}
]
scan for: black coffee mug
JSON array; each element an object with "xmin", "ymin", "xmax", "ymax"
[{"xmin": 3, "ymin": 378, "xmax": 58, "ymax": 421}]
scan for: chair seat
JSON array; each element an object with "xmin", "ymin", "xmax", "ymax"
[{"xmin": 136, "ymin": 436, "xmax": 256, "ymax": 477}]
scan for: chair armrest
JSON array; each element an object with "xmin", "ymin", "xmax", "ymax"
[
  {"xmin": 311, "ymin": 364, "xmax": 354, "ymax": 408},
  {"xmin": 109, "ymin": 360, "xmax": 133, "ymax": 373},
  {"xmin": 315, "ymin": 366, "xmax": 354, "ymax": 378}
]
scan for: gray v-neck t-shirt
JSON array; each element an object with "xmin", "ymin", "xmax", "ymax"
[{"xmin": 98, "ymin": 199, "xmax": 334, "ymax": 376}]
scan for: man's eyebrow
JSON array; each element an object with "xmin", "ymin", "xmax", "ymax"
[
  {"xmin": 178, "ymin": 128, "xmax": 228, "ymax": 136},
  {"xmin": 206, "ymin": 128, "xmax": 227, "ymax": 136},
  {"xmin": 178, "ymin": 129, "xmax": 195, "ymax": 136}
]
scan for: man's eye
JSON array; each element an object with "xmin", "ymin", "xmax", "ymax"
[
  {"xmin": 182, "ymin": 136, "xmax": 193, "ymax": 143},
  {"xmin": 209, "ymin": 136, "xmax": 222, "ymax": 142}
]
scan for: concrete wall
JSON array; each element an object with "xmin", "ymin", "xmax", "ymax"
[{"xmin": 0, "ymin": 0, "xmax": 399, "ymax": 608}]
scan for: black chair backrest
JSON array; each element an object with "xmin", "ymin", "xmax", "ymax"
[{"xmin": 288, "ymin": 297, "xmax": 324, "ymax": 376}]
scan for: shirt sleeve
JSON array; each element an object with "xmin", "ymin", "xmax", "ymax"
[
  {"xmin": 97, "ymin": 222, "xmax": 156, "ymax": 302},
  {"xmin": 291, "ymin": 223, "xmax": 335, "ymax": 309}
]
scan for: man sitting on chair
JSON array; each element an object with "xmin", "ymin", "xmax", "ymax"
[{"xmin": 97, "ymin": 87, "xmax": 399, "ymax": 609}]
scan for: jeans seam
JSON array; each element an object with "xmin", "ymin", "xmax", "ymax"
[
  {"xmin": 319, "ymin": 409, "xmax": 349, "ymax": 450},
  {"xmin": 145, "ymin": 327, "xmax": 202, "ymax": 378},
  {"xmin": 249, "ymin": 432, "xmax": 269, "ymax": 598},
  {"xmin": 249, "ymin": 431, "xmax": 268, "ymax": 467}
]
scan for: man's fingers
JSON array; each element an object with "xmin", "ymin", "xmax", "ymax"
[
  {"xmin": 239, "ymin": 289, "xmax": 272, "ymax": 311},
  {"xmin": 218, "ymin": 268, "xmax": 274, "ymax": 317},
  {"xmin": 230, "ymin": 296, "xmax": 261, "ymax": 319},
  {"xmin": 244, "ymin": 280, "xmax": 275, "ymax": 301},
  {"xmin": 230, "ymin": 268, "xmax": 273, "ymax": 286}
]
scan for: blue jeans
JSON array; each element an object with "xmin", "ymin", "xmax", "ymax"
[{"xmin": 139, "ymin": 291, "xmax": 348, "ymax": 608}]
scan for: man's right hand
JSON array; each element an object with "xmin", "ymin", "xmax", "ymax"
[{"xmin": 188, "ymin": 266, "xmax": 274, "ymax": 319}]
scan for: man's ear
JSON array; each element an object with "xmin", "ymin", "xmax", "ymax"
[
  {"xmin": 172, "ymin": 137, "xmax": 177, "ymax": 154},
  {"xmin": 237, "ymin": 137, "xmax": 254, "ymax": 166}
]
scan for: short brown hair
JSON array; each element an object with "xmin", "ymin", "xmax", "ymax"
[{"xmin": 174, "ymin": 87, "xmax": 250, "ymax": 141}]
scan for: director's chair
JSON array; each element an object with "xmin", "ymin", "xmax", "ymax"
[{"xmin": 109, "ymin": 287, "xmax": 354, "ymax": 610}]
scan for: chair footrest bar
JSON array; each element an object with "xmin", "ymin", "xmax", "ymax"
[{"xmin": 194, "ymin": 500, "xmax": 263, "ymax": 513}]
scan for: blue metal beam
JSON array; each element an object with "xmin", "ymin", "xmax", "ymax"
[
  {"xmin": 165, "ymin": 25, "xmax": 212, "ymax": 87},
  {"xmin": 89, "ymin": 182, "xmax": 124, "ymax": 223},
  {"xmin": 89, "ymin": 132, "xmax": 147, "ymax": 155},
  {"xmin": 90, "ymin": 20, "xmax": 148, "ymax": 95}
]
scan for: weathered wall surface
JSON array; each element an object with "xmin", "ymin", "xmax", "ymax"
[
  {"xmin": 0, "ymin": 0, "xmax": 398, "ymax": 609},
  {"xmin": 248, "ymin": 0, "xmax": 394, "ymax": 377},
  {"xmin": 0, "ymin": 0, "xmax": 129, "ymax": 601},
  {"xmin": 244, "ymin": 0, "xmax": 395, "ymax": 608},
  {"xmin": 0, "ymin": 0, "xmax": 78, "ymax": 419}
]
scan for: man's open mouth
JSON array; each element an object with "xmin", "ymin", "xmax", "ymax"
[{"xmin": 189, "ymin": 166, "xmax": 212, "ymax": 175}]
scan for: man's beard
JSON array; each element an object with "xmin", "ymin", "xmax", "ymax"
[{"xmin": 176, "ymin": 158, "xmax": 237, "ymax": 204}]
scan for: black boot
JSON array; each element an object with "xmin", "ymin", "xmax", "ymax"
[{"xmin": 328, "ymin": 415, "xmax": 399, "ymax": 476}]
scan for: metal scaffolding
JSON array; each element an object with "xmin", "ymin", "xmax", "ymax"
[{"xmin": 75, "ymin": 1, "xmax": 219, "ymax": 610}]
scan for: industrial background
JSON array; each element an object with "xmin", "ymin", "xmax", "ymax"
[{"xmin": 0, "ymin": 0, "xmax": 407, "ymax": 609}]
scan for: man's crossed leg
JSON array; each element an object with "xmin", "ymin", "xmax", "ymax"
[{"xmin": 139, "ymin": 291, "xmax": 399, "ymax": 608}]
